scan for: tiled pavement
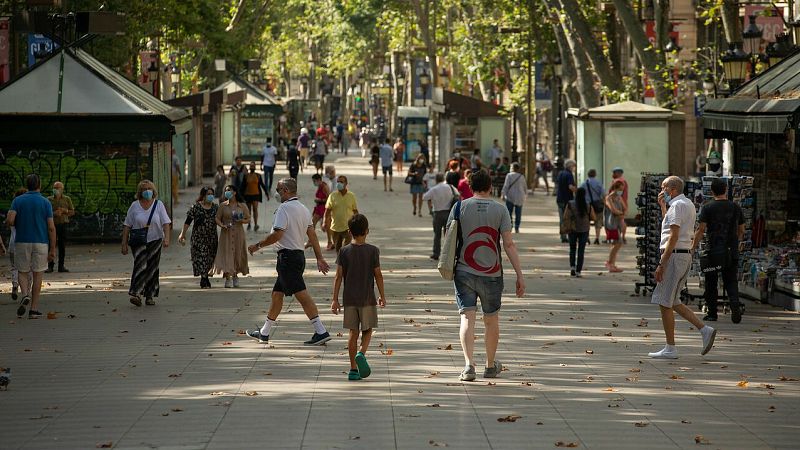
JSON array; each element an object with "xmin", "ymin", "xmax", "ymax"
[{"xmin": 1, "ymin": 152, "xmax": 798, "ymax": 449}]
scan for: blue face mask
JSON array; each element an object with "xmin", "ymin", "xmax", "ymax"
[
  {"xmin": 224, "ymin": 191, "xmax": 233, "ymax": 200},
  {"xmin": 206, "ymin": 194, "xmax": 215, "ymax": 202},
  {"xmin": 142, "ymin": 190, "xmax": 153, "ymax": 200},
  {"xmin": 336, "ymin": 182, "xmax": 345, "ymax": 191},
  {"xmin": 663, "ymin": 191, "xmax": 672, "ymax": 204}
]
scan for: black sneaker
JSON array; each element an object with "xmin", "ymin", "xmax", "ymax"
[
  {"xmin": 570, "ymin": 269, "xmax": 577, "ymax": 277},
  {"xmin": 17, "ymin": 295, "xmax": 30, "ymax": 318},
  {"xmin": 44, "ymin": 267, "xmax": 54, "ymax": 274},
  {"xmin": 702, "ymin": 314, "xmax": 718, "ymax": 322},
  {"xmin": 304, "ymin": 331, "xmax": 331, "ymax": 346},
  {"xmin": 145, "ymin": 297, "xmax": 155, "ymax": 306},
  {"xmin": 28, "ymin": 310, "xmax": 42, "ymax": 320},
  {"xmin": 58, "ymin": 267, "xmax": 69, "ymax": 273},
  {"xmin": 484, "ymin": 360, "xmax": 503, "ymax": 378},
  {"xmin": 246, "ymin": 329, "xmax": 269, "ymax": 344},
  {"xmin": 129, "ymin": 295, "xmax": 142, "ymax": 307},
  {"xmin": 731, "ymin": 306, "xmax": 742, "ymax": 324},
  {"xmin": 594, "ymin": 239, "xmax": 600, "ymax": 245},
  {"xmin": 11, "ymin": 286, "xmax": 18, "ymax": 301}
]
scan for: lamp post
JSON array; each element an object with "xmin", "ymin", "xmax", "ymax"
[
  {"xmin": 419, "ymin": 71, "xmax": 431, "ymax": 107},
  {"xmin": 791, "ymin": 19, "xmax": 800, "ymax": 48},
  {"xmin": 509, "ymin": 60, "xmax": 521, "ymax": 164},
  {"xmin": 552, "ymin": 55, "xmax": 563, "ymax": 163},
  {"xmin": 766, "ymin": 33, "xmax": 793, "ymax": 67},
  {"xmin": 721, "ymin": 42, "xmax": 749, "ymax": 91},
  {"xmin": 742, "ymin": 14, "xmax": 763, "ymax": 79},
  {"xmin": 147, "ymin": 60, "xmax": 159, "ymax": 97}
]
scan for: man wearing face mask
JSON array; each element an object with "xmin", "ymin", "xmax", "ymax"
[
  {"xmin": 46, "ymin": 181, "xmax": 75, "ymax": 273},
  {"xmin": 324, "ymin": 175, "xmax": 359, "ymax": 255},
  {"xmin": 649, "ymin": 175, "xmax": 716, "ymax": 360},
  {"xmin": 246, "ymin": 178, "xmax": 332, "ymax": 345}
]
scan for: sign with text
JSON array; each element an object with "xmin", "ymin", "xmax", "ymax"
[
  {"xmin": 27, "ymin": 33, "xmax": 57, "ymax": 67},
  {"xmin": 742, "ymin": 5, "xmax": 785, "ymax": 55}
]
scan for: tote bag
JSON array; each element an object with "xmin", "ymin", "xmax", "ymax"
[{"xmin": 437, "ymin": 200, "xmax": 462, "ymax": 280}]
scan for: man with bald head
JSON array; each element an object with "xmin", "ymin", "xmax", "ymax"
[
  {"xmin": 47, "ymin": 181, "xmax": 75, "ymax": 273},
  {"xmin": 649, "ymin": 175, "xmax": 716, "ymax": 359}
]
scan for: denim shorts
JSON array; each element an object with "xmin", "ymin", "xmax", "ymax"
[{"xmin": 454, "ymin": 270, "xmax": 504, "ymax": 315}]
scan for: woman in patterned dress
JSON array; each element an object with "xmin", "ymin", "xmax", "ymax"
[
  {"xmin": 213, "ymin": 185, "xmax": 250, "ymax": 288},
  {"xmin": 178, "ymin": 187, "xmax": 219, "ymax": 288}
]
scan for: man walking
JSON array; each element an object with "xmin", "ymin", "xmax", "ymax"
[
  {"xmin": 447, "ymin": 170, "xmax": 525, "ymax": 381},
  {"xmin": 556, "ymin": 159, "xmax": 577, "ymax": 243},
  {"xmin": 46, "ymin": 181, "xmax": 74, "ymax": 273},
  {"xmin": 245, "ymin": 178, "xmax": 332, "ymax": 345},
  {"xmin": 379, "ymin": 138, "xmax": 394, "ymax": 192},
  {"xmin": 231, "ymin": 156, "xmax": 246, "ymax": 196},
  {"xmin": 262, "ymin": 138, "xmax": 278, "ymax": 195},
  {"xmin": 6, "ymin": 174, "xmax": 56, "ymax": 319},
  {"xmin": 649, "ymin": 176, "xmax": 716, "ymax": 359},
  {"xmin": 608, "ymin": 167, "xmax": 628, "ymax": 243},
  {"xmin": 691, "ymin": 178, "xmax": 744, "ymax": 323},
  {"xmin": 580, "ymin": 169, "xmax": 605, "ymax": 244},
  {"xmin": 423, "ymin": 173, "xmax": 458, "ymax": 260},
  {"xmin": 324, "ymin": 175, "xmax": 359, "ymax": 254}
]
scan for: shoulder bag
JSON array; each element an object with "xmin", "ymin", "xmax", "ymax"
[
  {"xmin": 448, "ymin": 185, "xmax": 460, "ymax": 209},
  {"xmin": 128, "ymin": 200, "xmax": 159, "ymax": 247},
  {"xmin": 586, "ymin": 182, "xmax": 604, "ymax": 214},
  {"xmin": 438, "ymin": 200, "xmax": 463, "ymax": 280}
]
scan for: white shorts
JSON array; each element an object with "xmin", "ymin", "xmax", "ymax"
[
  {"xmin": 14, "ymin": 243, "xmax": 49, "ymax": 273},
  {"xmin": 651, "ymin": 253, "xmax": 692, "ymax": 308}
]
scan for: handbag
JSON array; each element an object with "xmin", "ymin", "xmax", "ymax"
[
  {"xmin": 128, "ymin": 200, "xmax": 159, "ymax": 247},
  {"xmin": 437, "ymin": 200, "xmax": 462, "ymax": 280},
  {"xmin": 560, "ymin": 202, "xmax": 577, "ymax": 235},
  {"xmin": 448, "ymin": 185, "xmax": 460, "ymax": 209},
  {"xmin": 404, "ymin": 174, "xmax": 416, "ymax": 184}
]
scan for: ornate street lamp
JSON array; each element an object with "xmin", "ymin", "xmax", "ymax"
[
  {"xmin": 509, "ymin": 60, "xmax": 521, "ymax": 80},
  {"xmin": 790, "ymin": 19, "xmax": 800, "ymax": 49},
  {"xmin": 552, "ymin": 54, "xmax": 562, "ymax": 78},
  {"xmin": 721, "ymin": 42, "xmax": 749, "ymax": 90},
  {"xmin": 766, "ymin": 33, "xmax": 793, "ymax": 67},
  {"xmin": 742, "ymin": 15, "xmax": 763, "ymax": 78}
]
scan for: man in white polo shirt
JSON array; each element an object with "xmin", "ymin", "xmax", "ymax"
[
  {"xmin": 423, "ymin": 173, "xmax": 459, "ymax": 260},
  {"xmin": 246, "ymin": 178, "xmax": 332, "ymax": 346},
  {"xmin": 649, "ymin": 175, "xmax": 716, "ymax": 359}
]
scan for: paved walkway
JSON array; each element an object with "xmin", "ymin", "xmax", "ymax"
[{"xmin": 1, "ymin": 151, "xmax": 798, "ymax": 449}]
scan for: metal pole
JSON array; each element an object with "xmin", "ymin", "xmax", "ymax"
[{"xmin": 525, "ymin": 48, "xmax": 533, "ymax": 185}]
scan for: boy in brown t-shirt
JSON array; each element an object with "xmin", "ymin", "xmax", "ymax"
[{"xmin": 331, "ymin": 214, "xmax": 386, "ymax": 380}]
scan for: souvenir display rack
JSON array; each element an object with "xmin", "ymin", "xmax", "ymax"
[{"xmin": 634, "ymin": 173, "xmax": 669, "ymax": 296}]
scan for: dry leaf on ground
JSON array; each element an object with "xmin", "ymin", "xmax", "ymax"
[
  {"xmin": 426, "ymin": 403, "xmax": 441, "ymax": 407},
  {"xmin": 95, "ymin": 442, "xmax": 113, "ymax": 448},
  {"xmin": 210, "ymin": 391, "xmax": 227, "ymax": 396},
  {"xmin": 634, "ymin": 422, "xmax": 648, "ymax": 427},
  {"xmin": 497, "ymin": 415, "xmax": 522, "ymax": 422},
  {"xmin": 555, "ymin": 441, "xmax": 578, "ymax": 448},
  {"xmin": 245, "ymin": 391, "xmax": 258, "ymax": 396},
  {"xmin": 778, "ymin": 376, "xmax": 799, "ymax": 381},
  {"xmin": 736, "ymin": 381, "xmax": 749, "ymax": 388},
  {"xmin": 429, "ymin": 440, "xmax": 448, "ymax": 447},
  {"xmin": 694, "ymin": 435, "xmax": 712, "ymax": 445},
  {"xmin": 585, "ymin": 350, "xmax": 594, "ymax": 355}
]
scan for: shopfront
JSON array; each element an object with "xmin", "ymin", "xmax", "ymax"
[
  {"xmin": 214, "ymin": 77, "xmax": 283, "ymax": 162},
  {"xmin": 398, "ymin": 106, "xmax": 429, "ymax": 162},
  {"xmin": 702, "ymin": 52, "xmax": 800, "ymax": 310}
]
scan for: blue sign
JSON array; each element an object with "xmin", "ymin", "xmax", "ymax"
[
  {"xmin": 534, "ymin": 61, "xmax": 552, "ymax": 102},
  {"xmin": 28, "ymin": 34, "xmax": 58, "ymax": 67}
]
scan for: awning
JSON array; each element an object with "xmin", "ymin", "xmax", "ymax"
[{"xmin": 702, "ymin": 112, "xmax": 794, "ymax": 134}]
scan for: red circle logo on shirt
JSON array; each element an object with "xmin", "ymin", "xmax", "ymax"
[{"xmin": 464, "ymin": 226, "xmax": 500, "ymax": 274}]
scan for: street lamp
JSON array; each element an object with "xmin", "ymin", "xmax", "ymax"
[
  {"xmin": 721, "ymin": 42, "xmax": 749, "ymax": 91},
  {"xmin": 766, "ymin": 33, "xmax": 793, "ymax": 67},
  {"xmin": 419, "ymin": 71, "xmax": 431, "ymax": 106},
  {"xmin": 790, "ymin": 19, "xmax": 800, "ymax": 48},
  {"xmin": 508, "ymin": 60, "xmax": 521, "ymax": 163},
  {"xmin": 147, "ymin": 60, "xmax": 159, "ymax": 97},
  {"xmin": 742, "ymin": 14, "xmax": 763, "ymax": 78},
  {"xmin": 552, "ymin": 54, "xmax": 562, "ymax": 78}
]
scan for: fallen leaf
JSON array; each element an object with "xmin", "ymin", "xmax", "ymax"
[
  {"xmin": 222, "ymin": 342, "xmax": 233, "ymax": 346},
  {"xmin": 736, "ymin": 381, "xmax": 749, "ymax": 388},
  {"xmin": 555, "ymin": 441, "xmax": 578, "ymax": 448},
  {"xmin": 762, "ymin": 384, "xmax": 775, "ymax": 390},
  {"xmin": 428, "ymin": 440, "xmax": 448, "ymax": 447},
  {"xmin": 497, "ymin": 415, "xmax": 522, "ymax": 422},
  {"xmin": 585, "ymin": 350, "xmax": 594, "ymax": 355},
  {"xmin": 634, "ymin": 422, "xmax": 648, "ymax": 427},
  {"xmin": 168, "ymin": 373, "xmax": 181, "ymax": 378},
  {"xmin": 349, "ymin": 436, "xmax": 361, "ymax": 440},
  {"xmin": 210, "ymin": 391, "xmax": 227, "ymax": 396},
  {"xmin": 778, "ymin": 376, "xmax": 799, "ymax": 381},
  {"xmin": 694, "ymin": 435, "xmax": 712, "ymax": 445},
  {"xmin": 170, "ymin": 408, "xmax": 183, "ymax": 412},
  {"xmin": 611, "ymin": 321, "xmax": 619, "ymax": 327},
  {"xmin": 95, "ymin": 442, "xmax": 113, "ymax": 448},
  {"xmin": 669, "ymin": 375, "xmax": 684, "ymax": 380},
  {"xmin": 629, "ymin": 368, "xmax": 641, "ymax": 373},
  {"xmin": 637, "ymin": 319, "xmax": 649, "ymax": 327},
  {"xmin": 603, "ymin": 388, "xmax": 617, "ymax": 392},
  {"xmin": 426, "ymin": 403, "xmax": 440, "ymax": 407},
  {"xmin": 244, "ymin": 391, "xmax": 258, "ymax": 396},
  {"xmin": 444, "ymin": 344, "xmax": 453, "ymax": 350},
  {"xmin": 28, "ymin": 414, "xmax": 53, "ymax": 420},
  {"xmin": 681, "ymin": 420, "xmax": 692, "ymax": 424},
  {"xmin": 487, "ymin": 382, "xmax": 497, "ymax": 386},
  {"xmin": 46, "ymin": 312, "xmax": 57, "ymax": 320}
]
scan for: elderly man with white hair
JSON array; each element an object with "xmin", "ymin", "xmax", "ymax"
[
  {"xmin": 555, "ymin": 159, "xmax": 577, "ymax": 243},
  {"xmin": 649, "ymin": 175, "xmax": 716, "ymax": 359}
]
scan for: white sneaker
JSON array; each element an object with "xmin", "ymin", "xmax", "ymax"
[
  {"xmin": 648, "ymin": 347, "xmax": 678, "ymax": 359},
  {"xmin": 700, "ymin": 326, "xmax": 717, "ymax": 355},
  {"xmin": 224, "ymin": 278, "xmax": 233, "ymax": 288},
  {"xmin": 233, "ymin": 276, "xmax": 240, "ymax": 288}
]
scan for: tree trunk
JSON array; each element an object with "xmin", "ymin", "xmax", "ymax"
[
  {"xmin": 611, "ymin": 0, "xmax": 673, "ymax": 107},
  {"xmin": 553, "ymin": 22, "xmax": 584, "ymax": 109},
  {"xmin": 555, "ymin": 0, "xmax": 624, "ymax": 92},
  {"xmin": 553, "ymin": 21, "xmax": 600, "ymax": 108},
  {"xmin": 456, "ymin": 3, "xmax": 494, "ymax": 101},
  {"xmin": 720, "ymin": 0, "xmax": 742, "ymax": 45},
  {"xmin": 654, "ymin": 0, "xmax": 670, "ymax": 55}
]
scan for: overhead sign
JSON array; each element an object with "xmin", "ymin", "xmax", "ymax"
[
  {"xmin": 534, "ymin": 61, "xmax": 552, "ymax": 108},
  {"xmin": 27, "ymin": 33, "xmax": 57, "ymax": 67}
]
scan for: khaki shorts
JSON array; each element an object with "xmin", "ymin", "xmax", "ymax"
[
  {"xmin": 651, "ymin": 253, "xmax": 692, "ymax": 308},
  {"xmin": 14, "ymin": 243, "xmax": 49, "ymax": 273},
  {"xmin": 343, "ymin": 305, "xmax": 378, "ymax": 331},
  {"xmin": 299, "ymin": 147, "xmax": 309, "ymax": 159}
]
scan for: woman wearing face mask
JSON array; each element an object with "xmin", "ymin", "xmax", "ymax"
[
  {"xmin": 311, "ymin": 174, "xmax": 330, "ymax": 235},
  {"xmin": 122, "ymin": 180, "xmax": 172, "ymax": 306},
  {"xmin": 213, "ymin": 185, "xmax": 250, "ymax": 288},
  {"xmin": 243, "ymin": 163, "xmax": 268, "ymax": 232},
  {"xmin": 604, "ymin": 180, "xmax": 627, "ymax": 272},
  {"xmin": 178, "ymin": 187, "xmax": 219, "ymax": 288},
  {"xmin": 408, "ymin": 155, "xmax": 428, "ymax": 217}
]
